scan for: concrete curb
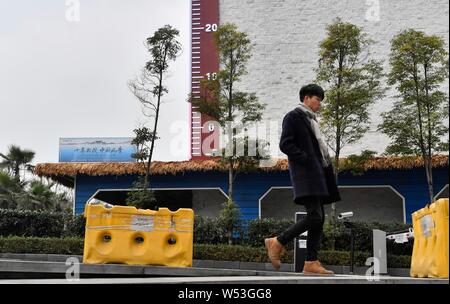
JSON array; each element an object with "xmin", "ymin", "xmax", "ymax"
[
  {"xmin": 0, "ymin": 253, "xmax": 411, "ymax": 276},
  {"xmin": 0, "ymin": 253, "xmax": 409, "ymax": 277},
  {"xmin": 0, "ymin": 254, "xmax": 447, "ymax": 284}
]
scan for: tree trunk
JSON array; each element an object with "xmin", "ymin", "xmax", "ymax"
[
  {"xmin": 426, "ymin": 157, "xmax": 434, "ymax": 204},
  {"xmin": 329, "ymin": 50, "xmax": 344, "ymax": 251},
  {"xmin": 144, "ymin": 49, "xmax": 167, "ymax": 199},
  {"xmin": 424, "ymin": 63, "xmax": 434, "ymax": 204},
  {"xmin": 228, "ymin": 158, "xmax": 234, "ymax": 201},
  {"xmin": 14, "ymin": 163, "xmax": 20, "ymax": 180},
  {"xmin": 227, "ymin": 50, "xmax": 234, "ymax": 202},
  {"xmin": 413, "ymin": 62, "xmax": 432, "ymax": 206}
]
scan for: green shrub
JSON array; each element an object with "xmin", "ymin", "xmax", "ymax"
[
  {"xmin": 245, "ymin": 218, "xmax": 295, "ymax": 248},
  {"xmin": 62, "ymin": 214, "xmax": 86, "ymax": 238},
  {"xmin": 244, "ymin": 218, "xmax": 412, "ymax": 255},
  {"xmin": 193, "ymin": 244, "xmax": 410, "ymax": 268},
  {"xmin": 194, "ymin": 244, "xmax": 269, "ymax": 263},
  {"xmin": 194, "ymin": 215, "xmax": 227, "ymax": 244},
  {"xmin": 0, "ymin": 209, "xmax": 65, "ymax": 237},
  {"xmin": 0, "ymin": 209, "xmax": 413, "ymax": 257},
  {"xmin": 387, "ymin": 254, "xmax": 411, "ymax": 268},
  {"xmin": 218, "ymin": 199, "xmax": 242, "ymax": 245},
  {"xmin": 318, "ymin": 250, "xmax": 372, "ymax": 266},
  {"xmin": 0, "ymin": 208, "xmax": 85, "ymax": 238},
  {"xmin": 0, "ymin": 237, "xmax": 411, "ymax": 268},
  {"xmin": 323, "ymin": 221, "xmax": 414, "ymax": 255},
  {"xmin": 0, "ymin": 237, "xmax": 84, "ymax": 255}
]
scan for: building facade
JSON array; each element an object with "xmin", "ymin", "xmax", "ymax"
[
  {"xmin": 36, "ymin": 157, "xmax": 449, "ymax": 223},
  {"xmin": 215, "ymin": 0, "xmax": 449, "ymax": 156}
]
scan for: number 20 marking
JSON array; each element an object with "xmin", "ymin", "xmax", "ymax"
[{"xmin": 205, "ymin": 24, "xmax": 218, "ymax": 32}]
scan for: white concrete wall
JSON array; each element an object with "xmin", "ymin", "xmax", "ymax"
[{"xmin": 219, "ymin": 0, "xmax": 449, "ymax": 157}]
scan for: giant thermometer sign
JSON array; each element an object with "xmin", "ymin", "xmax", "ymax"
[{"xmin": 190, "ymin": 0, "xmax": 220, "ymax": 160}]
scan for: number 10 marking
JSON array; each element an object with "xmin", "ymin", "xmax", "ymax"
[{"xmin": 206, "ymin": 72, "xmax": 217, "ymax": 80}]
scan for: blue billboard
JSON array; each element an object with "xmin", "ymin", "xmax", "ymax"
[{"xmin": 59, "ymin": 138, "xmax": 136, "ymax": 162}]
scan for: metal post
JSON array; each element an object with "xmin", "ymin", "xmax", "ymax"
[
  {"xmin": 343, "ymin": 220, "xmax": 356, "ymax": 275},
  {"xmin": 350, "ymin": 227, "xmax": 354, "ymax": 275},
  {"xmin": 294, "ymin": 212, "xmax": 307, "ymax": 273},
  {"xmin": 373, "ymin": 229, "xmax": 388, "ymax": 275}
]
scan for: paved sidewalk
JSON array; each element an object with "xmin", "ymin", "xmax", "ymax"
[
  {"xmin": 1, "ymin": 275, "xmax": 448, "ymax": 284},
  {"xmin": 0, "ymin": 253, "xmax": 447, "ymax": 284}
]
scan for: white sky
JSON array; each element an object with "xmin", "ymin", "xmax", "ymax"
[{"xmin": 0, "ymin": 0, "xmax": 191, "ymax": 165}]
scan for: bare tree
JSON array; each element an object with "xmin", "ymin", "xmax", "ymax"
[{"xmin": 126, "ymin": 25, "xmax": 181, "ymax": 209}]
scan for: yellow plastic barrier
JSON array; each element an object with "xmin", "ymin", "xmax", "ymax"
[
  {"xmin": 410, "ymin": 198, "xmax": 449, "ymax": 278},
  {"xmin": 83, "ymin": 204, "xmax": 194, "ymax": 267}
]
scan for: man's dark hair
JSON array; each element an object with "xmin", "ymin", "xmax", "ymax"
[{"xmin": 299, "ymin": 84, "xmax": 325, "ymax": 103}]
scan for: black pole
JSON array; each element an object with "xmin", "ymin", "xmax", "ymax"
[
  {"xmin": 343, "ymin": 220, "xmax": 356, "ymax": 275},
  {"xmin": 294, "ymin": 212, "xmax": 307, "ymax": 273},
  {"xmin": 350, "ymin": 228, "xmax": 354, "ymax": 275}
]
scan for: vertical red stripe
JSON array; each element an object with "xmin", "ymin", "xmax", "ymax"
[{"xmin": 190, "ymin": 0, "xmax": 220, "ymax": 160}]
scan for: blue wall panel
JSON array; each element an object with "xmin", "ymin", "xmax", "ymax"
[
  {"xmin": 337, "ymin": 167, "xmax": 448, "ymax": 222},
  {"xmin": 75, "ymin": 166, "xmax": 448, "ymax": 223},
  {"xmin": 75, "ymin": 172, "xmax": 229, "ymax": 214}
]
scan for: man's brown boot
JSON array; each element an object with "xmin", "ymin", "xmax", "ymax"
[
  {"xmin": 303, "ymin": 260, "xmax": 334, "ymax": 275},
  {"xmin": 264, "ymin": 237, "xmax": 284, "ymax": 270}
]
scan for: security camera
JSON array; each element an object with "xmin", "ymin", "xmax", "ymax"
[
  {"xmin": 338, "ymin": 211, "xmax": 354, "ymax": 220},
  {"xmin": 87, "ymin": 198, "xmax": 113, "ymax": 209}
]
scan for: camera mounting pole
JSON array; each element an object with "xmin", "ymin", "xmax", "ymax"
[
  {"xmin": 343, "ymin": 221, "xmax": 356, "ymax": 275},
  {"xmin": 339, "ymin": 211, "xmax": 355, "ymax": 275}
]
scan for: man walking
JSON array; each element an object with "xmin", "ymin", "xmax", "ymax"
[{"xmin": 265, "ymin": 84, "xmax": 341, "ymax": 274}]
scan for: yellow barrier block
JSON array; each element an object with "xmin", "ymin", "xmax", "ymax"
[
  {"xmin": 411, "ymin": 198, "xmax": 449, "ymax": 278},
  {"xmin": 83, "ymin": 204, "xmax": 194, "ymax": 267}
]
